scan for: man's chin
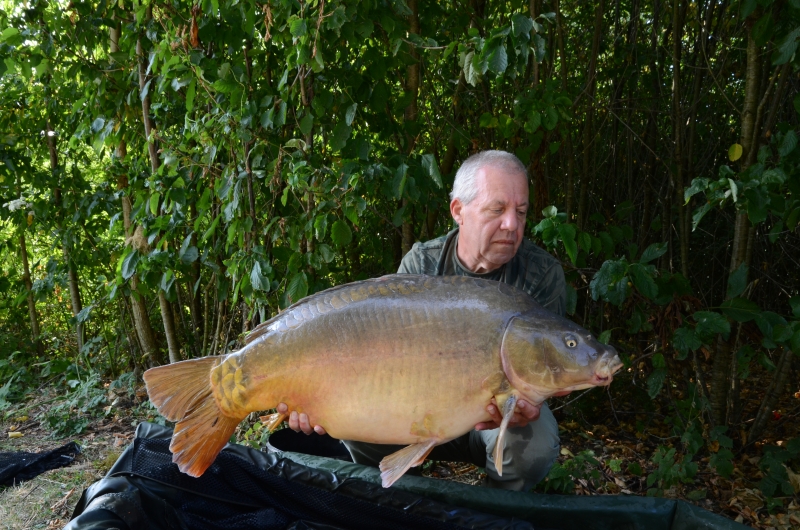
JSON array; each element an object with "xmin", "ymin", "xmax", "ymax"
[{"xmin": 486, "ymin": 249, "xmax": 517, "ymax": 266}]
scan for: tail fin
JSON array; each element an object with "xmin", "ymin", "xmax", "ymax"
[{"xmin": 143, "ymin": 357, "xmax": 244, "ymax": 477}]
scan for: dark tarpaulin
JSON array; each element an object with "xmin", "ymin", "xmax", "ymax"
[
  {"xmin": 66, "ymin": 423, "xmax": 749, "ymax": 530},
  {"xmin": 65, "ymin": 423, "xmax": 534, "ymax": 530},
  {"xmin": 0, "ymin": 441, "xmax": 81, "ymax": 487}
]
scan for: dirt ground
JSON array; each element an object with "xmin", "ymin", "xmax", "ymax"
[
  {"xmin": 1, "ymin": 382, "xmax": 798, "ymax": 530},
  {"xmin": 0, "ymin": 409, "xmax": 135, "ymax": 530}
]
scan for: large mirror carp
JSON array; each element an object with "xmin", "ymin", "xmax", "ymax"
[{"xmin": 144, "ymin": 274, "xmax": 622, "ymax": 487}]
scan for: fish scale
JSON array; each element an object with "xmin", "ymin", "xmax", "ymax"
[{"xmin": 144, "ymin": 274, "xmax": 622, "ymax": 487}]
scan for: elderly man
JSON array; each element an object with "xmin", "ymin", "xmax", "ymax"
[{"xmin": 281, "ymin": 150, "xmax": 566, "ymax": 491}]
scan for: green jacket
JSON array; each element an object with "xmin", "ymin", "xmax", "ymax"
[{"xmin": 397, "ymin": 228, "xmax": 567, "ymax": 317}]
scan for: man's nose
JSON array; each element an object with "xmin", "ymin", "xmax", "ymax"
[{"xmin": 500, "ymin": 210, "xmax": 519, "ymax": 232}]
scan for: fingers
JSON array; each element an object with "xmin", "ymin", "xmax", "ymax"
[
  {"xmin": 479, "ymin": 399, "xmax": 543, "ymax": 431},
  {"xmin": 277, "ymin": 402, "xmax": 289, "ymax": 414},
  {"xmin": 516, "ymin": 400, "xmax": 542, "ymax": 422},
  {"xmin": 287, "ymin": 409, "xmax": 322, "ymax": 435},
  {"xmin": 486, "ymin": 403, "xmax": 503, "ymax": 424}
]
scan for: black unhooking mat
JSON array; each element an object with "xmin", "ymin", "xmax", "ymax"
[
  {"xmin": 0, "ymin": 441, "xmax": 81, "ymax": 486},
  {"xmin": 66, "ymin": 423, "xmax": 749, "ymax": 530},
  {"xmin": 65, "ymin": 423, "xmax": 532, "ymax": 530}
]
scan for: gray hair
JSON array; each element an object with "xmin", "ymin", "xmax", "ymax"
[{"xmin": 449, "ymin": 150, "xmax": 528, "ymax": 205}]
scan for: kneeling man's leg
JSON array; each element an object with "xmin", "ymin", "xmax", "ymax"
[{"xmin": 476, "ymin": 402, "xmax": 559, "ymax": 491}]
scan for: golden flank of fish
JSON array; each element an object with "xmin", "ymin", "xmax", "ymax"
[{"xmin": 144, "ymin": 275, "xmax": 622, "ymax": 487}]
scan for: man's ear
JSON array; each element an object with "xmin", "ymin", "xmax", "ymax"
[{"xmin": 450, "ymin": 198, "xmax": 463, "ymax": 225}]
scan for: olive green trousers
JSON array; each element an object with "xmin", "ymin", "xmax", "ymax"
[{"xmin": 342, "ymin": 402, "xmax": 559, "ymax": 491}]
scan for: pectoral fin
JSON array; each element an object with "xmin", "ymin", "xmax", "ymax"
[
  {"xmin": 379, "ymin": 439, "xmax": 437, "ymax": 488},
  {"xmin": 492, "ymin": 394, "xmax": 517, "ymax": 477},
  {"xmin": 259, "ymin": 412, "xmax": 287, "ymax": 432}
]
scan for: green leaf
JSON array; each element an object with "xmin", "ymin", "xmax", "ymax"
[
  {"xmin": 769, "ymin": 220, "xmax": 783, "ymax": 243},
  {"xmin": 145, "ymin": 195, "xmax": 159, "ymax": 217},
  {"xmin": 297, "ymin": 113, "xmax": 314, "ymax": 137},
  {"xmin": 794, "ymin": 93, "xmax": 800, "ymax": 115},
  {"xmin": 790, "ymin": 296, "xmax": 800, "ymax": 318},
  {"xmin": 728, "ymin": 143, "xmax": 743, "ymax": 161},
  {"xmin": 186, "ymin": 79, "xmax": 196, "ymax": 112},
  {"xmin": 318, "ymin": 244, "xmax": 335, "ymax": 263},
  {"xmin": 345, "ymin": 103, "xmax": 358, "ymax": 126},
  {"xmin": 640, "ymin": 242, "xmax": 668, "ymax": 264},
  {"xmin": 487, "ymin": 44, "xmax": 508, "ymax": 74},
  {"xmin": 692, "ymin": 202, "xmax": 712, "ymax": 231},
  {"xmin": 391, "ymin": 163, "xmax": 408, "ymax": 199},
  {"xmin": 647, "ymin": 367, "xmax": 667, "ymax": 399},
  {"xmin": 673, "ymin": 327, "xmax": 702, "ymax": 359},
  {"xmin": 121, "ymin": 250, "xmax": 140, "ymax": 280},
  {"xmin": 286, "ymin": 272, "xmax": 308, "ymax": 303},
  {"xmin": 744, "ymin": 186, "xmax": 770, "ymax": 224},
  {"xmin": 598, "ymin": 330, "xmax": 612, "ymax": 345},
  {"xmin": 779, "ymin": 130, "xmax": 797, "ymax": 157},
  {"xmin": 743, "ymin": 0, "xmax": 760, "ymax": 18},
  {"xmin": 0, "ymin": 27, "xmax": 20, "ymax": 43},
  {"xmin": 201, "ymin": 215, "xmax": 221, "ymax": 244},
  {"xmin": 684, "ymin": 178, "xmax": 709, "ymax": 203},
  {"xmin": 557, "ymin": 223, "xmax": 577, "ymax": 264},
  {"xmin": 250, "ymin": 261, "xmax": 266, "ymax": 291},
  {"xmin": 289, "ymin": 17, "xmax": 307, "ymax": 37},
  {"xmin": 590, "ymin": 259, "xmax": 629, "ymax": 307},
  {"xmin": 330, "ymin": 219, "xmax": 353, "ymax": 246},
  {"xmin": 314, "ymin": 215, "xmax": 328, "ymax": 241},
  {"xmin": 511, "ymin": 14, "xmax": 534, "ymax": 37},
  {"xmin": 773, "ymin": 27, "xmax": 800, "ymax": 65},
  {"xmin": 180, "ymin": 246, "xmax": 198, "ymax": 264},
  {"xmin": 693, "ymin": 311, "xmax": 731, "ymax": 341},
  {"xmin": 328, "ymin": 6, "xmax": 347, "ymax": 30},
  {"xmin": 421, "ymin": 154, "xmax": 443, "ymax": 188},
  {"xmin": 543, "ymin": 106, "xmax": 559, "ymax": 130},
  {"xmin": 542, "ymin": 205, "xmax": 557, "ymax": 219},
  {"xmin": 330, "ymin": 121, "xmax": 351, "ymax": 151},
  {"xmin": 578, "ymin": 231, "xmax": 592, "ymax": 253},
  {"xmin": 629, "ymin": 263, "xmax": 658, "ymax": 300},
  {"xmin": 727, "ymin": 263, "xmax": 748, "ymax": 298},
  {"xmin": 479, "ymin": 112, "xmax": 497, "ymax": 128},
  {"xmin": 720, "ymin": 298, "xmax": 760, "ymax": 322},
  {"xmin": 754, "ymin": 311, "xmax": 787, "ymax": 341},
  {"xmin": 750, "ymin": 10, "xmax": 775, "ymax": 48}
]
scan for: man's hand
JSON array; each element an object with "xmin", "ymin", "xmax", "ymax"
[
  {"xmin": 277, "ymin": 402, "xmax": 326, "ymax": 435},
  {"xmin": 474, "ymin": 397, "xmax": 542, "ymax": 431}
]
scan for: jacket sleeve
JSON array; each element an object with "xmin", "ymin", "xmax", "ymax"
[
  {"xmin": 530, "ymin": 260, "xmax": 567, "ymax": 317},
  {"xmin": 397, "ymin": 245, "xmax": 424, "ymax": 274}
]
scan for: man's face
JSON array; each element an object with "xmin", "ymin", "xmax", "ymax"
[{"xmin": 450, "ymin": 165, "xmax": 529, "ymax": 274}]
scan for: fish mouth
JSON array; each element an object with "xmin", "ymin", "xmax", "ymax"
[{"xmin": 592, "ymin": 353, "xmax": 624, "ymax": 386}]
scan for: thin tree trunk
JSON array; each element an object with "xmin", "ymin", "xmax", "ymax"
[
  {"xmin": 46, "ymin": 121, "xmax": 85, "ymax": 353},
  {"xmin": 710, "ymin": 24, "xmax": 761, "ymax": 427},
  {"xmin": 117, "ymin": 144, "xmax": 162, "ymax": 366},
  {"xmin": 577, "ymin": 0, "xmax": 604, "ymax": 230},
  {"xmin": 747, "ymin": 346, "xmax": 793, "ymax": 444},
  {"xmin": 19, "ymin": 231, "xmax": 43, "ymax": 355},
  {"xmin": 111, "ymin": 21, "xmax": 161, "ymax": 367},
  {"xmin": 555, "ymin": 0, "xmax": 576, "ymax": 221},
  {"xmin": 137, "ymin": 11, "xmax": 181, "ymax": 363},
  {"xmin": 401, "ymin": 0, "xmax": 420, "ymax": 255},
  {"xmin": 672, "ymin": 0, "xmax": 689, "ymax": 278}
]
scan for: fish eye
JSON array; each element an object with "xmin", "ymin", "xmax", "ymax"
[{"xmin": 565, "ymin": 335, "xmax": 578, "ymax": 348}]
